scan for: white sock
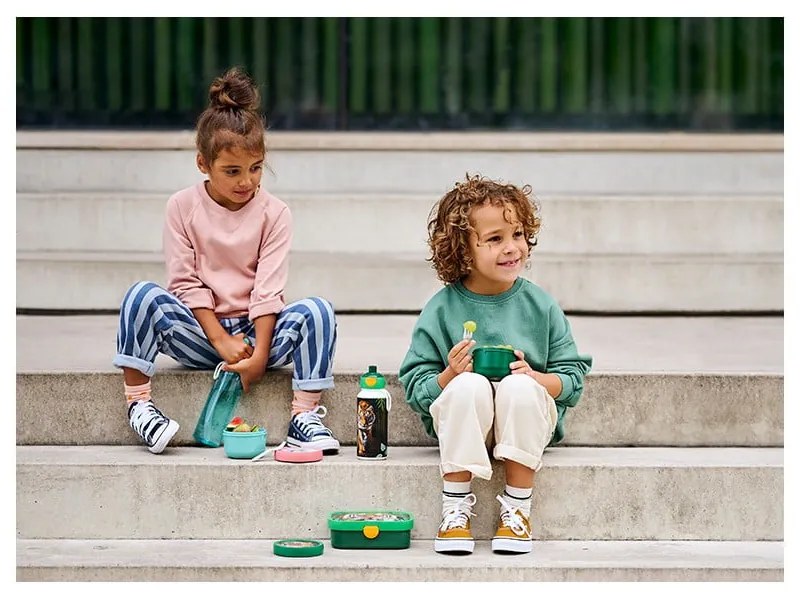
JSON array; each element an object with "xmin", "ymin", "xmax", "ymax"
[
  {"xmin": 503, "ymin": 484, "xmax": 533, "ymax": 518},
  {"xmin": 443, "ymin": 479, "xmax": 472, "ymax": 495},
  {"xmin": 442, "ymin": 479, "xmax": 472, "ymax": 514}
]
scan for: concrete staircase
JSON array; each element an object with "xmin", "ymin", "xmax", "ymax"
[
  {"xmin": 16, "ymin": 131, "xmax": 783, "ymax": 580},
  {"xmin": 16, "ymin": 314, "xmax": 784, "ymax": 581},
  {"xmin": 16, "ymin": 131, "xmax": 783, "ymax": 312}
]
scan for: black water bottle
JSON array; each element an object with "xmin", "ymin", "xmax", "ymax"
[{"xmin": 356, "ymin": 365, "xmax": 392, "ymax": 460}]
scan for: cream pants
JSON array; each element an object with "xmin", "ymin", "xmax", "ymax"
[{"xmin": 430, "ymin": 372, "xmax": 558, "ymax": 480}]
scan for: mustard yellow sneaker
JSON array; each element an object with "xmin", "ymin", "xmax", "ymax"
[
  {"xmin": 491, "ymin": 494, "xmax": 533, "ymax": 553},
  {"xmin": 434, "ymin": 493, "xmax": 477, "ymax": 554}
]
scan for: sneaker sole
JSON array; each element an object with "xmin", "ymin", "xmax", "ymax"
[
  {"xmin": 491, "ymin": 537, "xmax": 533, "ymax": 554},
  {"xmin": 434, "ymin": 538, "xmax": 475, "ymax": 554},
  {"xmin": 286, "ymin": 437, "xmax": 341, "ymax": 453},
  {"xmin": 148, "ymin": 420, "xmax": 180, "ymax": 454}
]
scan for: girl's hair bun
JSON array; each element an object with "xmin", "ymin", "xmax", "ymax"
[
  {"xmin": 207, "ymin": 66, "xmax": 260, "ymax": 112},
  {"xmin": 195, "ymin": 66, "xmax": 266, "ymax": 164}
]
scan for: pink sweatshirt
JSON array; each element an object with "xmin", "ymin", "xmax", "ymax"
[{"xmin": 163, "ymin": 182, "xmax": 292, "ymax": 321}]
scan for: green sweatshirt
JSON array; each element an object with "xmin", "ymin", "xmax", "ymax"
[{"xmin": 398, "ymin": 278, "xmax": 592, "ymax": 444}]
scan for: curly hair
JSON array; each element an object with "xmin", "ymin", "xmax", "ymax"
[
  {"xmin": 427, "ymin": 174, "xmax": 541, "ymax": 284},
  {"xmin": 195, "ymin": 66, "xmax": 266, "ymax": 165}
]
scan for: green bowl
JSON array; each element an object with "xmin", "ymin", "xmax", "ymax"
[{"xmin": 472, "ymin": 346, "xmax": 516, "ymax": 381}]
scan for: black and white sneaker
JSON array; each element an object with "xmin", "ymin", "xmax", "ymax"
[
  {"xmin": 286, "ymin": 406, "xmax": 340, "ymax": 453},
  {"xmin": 128, "ymin": 400, "xmax": 180, "ymax": 454}
]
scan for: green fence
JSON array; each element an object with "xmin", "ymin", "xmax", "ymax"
[{"xmin": 16, "ymin": 17, "xmax": 783, "ymax": 131}]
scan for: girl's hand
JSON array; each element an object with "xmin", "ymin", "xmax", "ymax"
[
  {"xmin": 222, "ymin": 355, "xmax": 267, "ymax": 393},
  {"xmin": 447, "ymin": 339, "xmax": 475, "ymax": 375},
  {"xmin": 510, "ymin": 349, "xmax": 537, "ymax": 378},
  {"xmin": 214, "ymin": 333, "xmax": 254, "ymax": 365}
]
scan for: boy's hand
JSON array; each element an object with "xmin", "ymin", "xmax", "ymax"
[
  {"xmin": 511, "ymin": 349, "xmax": 563, "ymax": 398},
  {"xmin": 510, "ymin": 349, "xmax": 536, "ymax": 378},
  {"xmin": 222, "ymin": 354, "xmax": 267, "ymax": 393},
  {"xmin": 447, "ymin": 339, "xmax": 475, "ymax": 375},
  {"xmin": 214, "ymin": 333, "xmax": 254, "ymax": 365}
]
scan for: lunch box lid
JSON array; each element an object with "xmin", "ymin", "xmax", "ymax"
[
  {"xmin": 328, "ymin": 510, "xmax": 414, "ymax": 532},
  {"xmin": 274, "ymin": 446, "xmax": 323, "ymax": 463},
  {"xmin": 273, "ymin": 539, "xmax": 325, "ymax": 557}
]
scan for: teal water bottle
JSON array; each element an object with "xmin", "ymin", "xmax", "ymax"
[{"xmin": 193, "ymin": 337, "xmax": 252, "ymax": 447}]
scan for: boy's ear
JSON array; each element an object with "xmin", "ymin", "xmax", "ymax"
[{"xmin": 196, "ymin": 153, "xmax": 208, "ymax": 174}]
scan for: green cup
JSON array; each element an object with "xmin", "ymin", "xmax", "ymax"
[{"xmin": 472, "ymin": 346, "xmax": 516, "ymax": 381}]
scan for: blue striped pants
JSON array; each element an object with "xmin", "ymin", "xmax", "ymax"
[{"xmin": 112, "ymin": 281, "xmax": 337, "ymax": 390}]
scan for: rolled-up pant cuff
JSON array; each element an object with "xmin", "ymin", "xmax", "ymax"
[
  {"xmin": 112, "ymin": 355, "xmax": 156, "ymax": 378},
  {"xmin": 493, "ymin": 444, "xmax": 545, "ymax": 472},
  {"xmin": 440, "ymin": 460, "xmax": 493, "ymax": 481},
  {"xmin": 293, "ymin": 376, "xmax": 334, "ymax": 391}
]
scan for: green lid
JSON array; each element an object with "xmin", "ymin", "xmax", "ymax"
[
  {"xmin": 359, "ymin": 365, "xmax": 386, "ymax": 389},
  {"xmin": 273, "ymin": 539, "xmax": 324, "ymax": 557},
  {"xmin": 328, "ymin": 510, "xmax": 414, "ymax": 531}
]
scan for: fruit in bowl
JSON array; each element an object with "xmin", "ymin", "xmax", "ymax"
[
  {"xmin": 226, "ymin": 417, "xmax": 262, "ymax": 433},
  {"xmin": 222, "ymin": 416, "xmax": 267, "ymax": 459}
]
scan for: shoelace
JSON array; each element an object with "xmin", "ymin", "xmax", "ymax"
[
  {"xmin": 295, "ymin": 405, "xmax": 332, "ymax": 437},
  {"xmin": 496, "ymin": 494, "xmax": 529, "ymax": 535},
  {"xmin": 129, "ymin": 402, "xmax": 165, "ymax": 438},
  {"xmin": 440, "ymin": 493, "xmax": 477, "ymax": 531},
  {"xmin": 251, "ymin": 441, "xmax": 287, "ymax": 462}
]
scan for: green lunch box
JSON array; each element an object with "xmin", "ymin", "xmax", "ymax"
[
  {"xmin": 328, "ymin": 511, "xmax": 414, "ymax": 549},
  {"xmin": 472, "ymin": 346, "xmax": 516, "ymax": 381}
]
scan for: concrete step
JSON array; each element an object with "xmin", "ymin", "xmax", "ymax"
[
  {"xmin": 18, "ymin": 130, "xmax": 785, "ymax": 152},
  {"xmin": 16, "ymin": 133, "xmax": 784, "ymax": 313},
  {"xmin": 17, "ymin": 315, "xmax": 785, "ymax": 374},
  {"xmin": 16, "ymin": 371, "xmax": 784, "ymax": 448},
  {"xmin": 16, "ymin": 369, "xmax": 783, "ymax": 447},
  {"xmin": 16, "ymin": 446, "xmax": 783, "ymax": 542},
  {"xmin": 16, "ymin": 192, "xmax": 784, "ymax": 256},
  {"xmin": 15, "ymin": 250, "xmax": 783, "ymax": 312},
  {"xmin": 16, "ymin": 539, "xmax": 784, "ymax": 582},
  {"xmin": 16, "ymin": 138, "xmax": 782, "ymax": 196},
  {"xmin": 16, "ymin": 315, "xmax": 785, "ymax": 447}
]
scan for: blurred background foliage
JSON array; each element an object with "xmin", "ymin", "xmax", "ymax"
[{"xmin": 16, "ymin": 17, "xmax": 784, "ymax": 131}]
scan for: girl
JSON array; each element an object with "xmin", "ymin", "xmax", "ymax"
[
  {"xmin": 398, "ymin": 174, "xmax": 592, "ymax": 555},
  {"xmin": 113, "ymin": 67, "xmax": 339, "ymax": 455}
]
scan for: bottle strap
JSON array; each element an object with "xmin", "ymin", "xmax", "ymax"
[{"xmin": 203, "ymin": 361, "xmax": 227, "ymax": 433}]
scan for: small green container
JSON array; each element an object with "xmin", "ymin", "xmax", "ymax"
[
  {"xmin": 273, "ymin": 539, "xmax": 324, "ymax": 558},
  {"xmin": 328, "ymin": 511, "xmax": 414, "ymax": 549},
  {"xmin": 222, "ymin": 429, "xmax": 266, "ymax": 459},
  {"xmin": 472, "ymin": 346, "xmax": 516, "ymax": 381}
]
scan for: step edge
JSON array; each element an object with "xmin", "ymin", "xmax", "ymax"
[
  {"xmin": 15, "ymin": 445, "xmax": 786, "ymax": 468},
  {"xmin": 16, "ymin": 131, "xmax": 786, "ymax": 152},
  {"xmin": 15, "ymin": 250, "xmax": 787, "ymax": 263}
]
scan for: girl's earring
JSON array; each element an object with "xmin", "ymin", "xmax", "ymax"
[{"xmin": 525, "ymin": 259, "xmax": 532, "ymax": 270}]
